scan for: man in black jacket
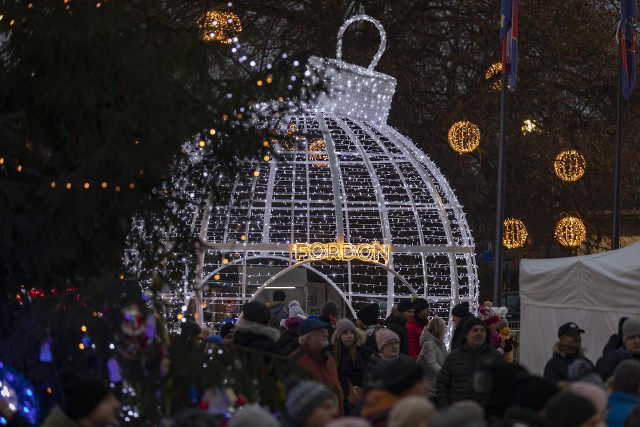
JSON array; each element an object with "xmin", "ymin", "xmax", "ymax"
[
  {"xmin": 450, "ymin": 301, "xmax": 474, "ymax": 351},
  {"xmin": 436, "ymin": 317, "xmax": 503, "ymax": 408},
  {"xmin": 233, "ymin": 301, "xmax": 284, "ymax": 355},
  {"xmin": 385, "ymin": 300, "xmax": 414, "ymax": 356},
  {"xmin": 595, "ymin": 317, "xmax": 640, "ymax": 381},
  {"xmin": 542, "ymin": 322, "xmax": 592, "ymax": 384}
]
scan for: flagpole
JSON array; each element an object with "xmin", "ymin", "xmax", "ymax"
[
  {"xmin": 612, "ymin": 38, "xmax": 623, "ymax": 250},
  {"xmin": 493, "ymin": 74, "xmax": 508, "ymax": 305}
]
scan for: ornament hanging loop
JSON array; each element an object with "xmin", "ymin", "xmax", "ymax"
[{"xmin": 336, "ymin": 15, "xmax": 387, "ymax": 72}]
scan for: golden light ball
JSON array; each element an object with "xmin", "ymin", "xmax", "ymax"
[
  {"xmin": 554, "ymin": 216, "xmax": 586, "ymax": 247},
  {"xmin": 554, "ymin": 150, "xmax": 586, "ymax": 182},
  {"xmin": 503, "ymin": 218, "xmax": 528, "ymax": 249},
  {"xmin": 200, "ymin": 11, "xmax": 242, "ymax": 43},
  {"xmin": 448, "ymin": 121, "xmax": 480, "ymax": 153}
]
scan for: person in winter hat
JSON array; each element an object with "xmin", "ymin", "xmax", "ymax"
[
  {"xmin": 363, "ymin": 329, "xmax": 407, "ymax": 393},
  {"xmin": 595, "ymin": 317, "xmax": 640, "ymax": 381},
  {"xmin": 417, "ymin": 316, "xmax": 448, "ymax": 399},
  {"xmin": 479, "ymin": 301, "xmax": 506, "ymax": 354},
  {"xmin": 290, "ymin": 318, "xmax": 344, "ymax": 416},
  {"xmin": 332, "ymin": 318, "xmax": 374, "ymax": 413},
  {"xmin": 267, "ymin": 289, "xmax": 288, "ymax": 329},
  {"xmin": 233, "ymin": 301, "xmax": 283, "ymax": 355},
  {"xmin": 277, "ymin": 315, "xmax": 305, "ymax": 355},
  {"xmin": 436, "ymin": 316, "xmax": 504, "ymax": 408},
  {"xmin": 282, "ymin": 378, "xmax": 339, "ymax": 427},
  {"xmin": 542, "ymin": 392, "xmax": 599, "ymax": 427},
  {"xmin": 219, "ymin": 321, "xmax": 235, "ymax": 346},
  {"xmin": 40, "ymin": 371, "xmax": 122, "ymax": 427},
  {"xmin": 388, "ymin": 395, "xmax": 435, "ymax": 427},
  {"xmin": 280, "ymin": 300, "xmax": 307, "ymax": 331},
  {"xmin": 229, "ymin": 403, "xmax": 279, "ymax": 427},
  {"xmin": 360, "ymin": 358, "xmax": 427, "ymax": 427},
  {"xmin": 543, "ymin": 322, "xmax": 591, "ymax": 384},
  {"xmin": 606, "ymin": 359, "xmax": 640, "ymax": 427},
  {"xmin": 407, "ymin": 297, "xmax": 430, "ymax": 360},
  {"xmin": 385, "ymin": 300, "xmax": 413, "ymax": 356},
  {"xmin": 357, "ymin": 303, "xmax": 380, "ymax": 353},
  {"xmin": 450, "ymin": 301, "xmax": 474, "ymax": 351}
]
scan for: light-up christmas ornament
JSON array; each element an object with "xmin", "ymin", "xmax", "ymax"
[
  {"xmin": 554, "ymin": 149, "xmax": 586, "ymax": 182},
  {"xmin": 555, "ymin": 216, "xmax": 586, "ymax": 247},
  {"xmin": 448, "ymin": 121, "xmax": 480, "ymax": 153},
  {"xmin": 199, "ymin": 11, "xmax": 242, "ymax": 43},
  {"xmin": 503, "ymin": 218, "xmax": 527, "ymax": 249},
  {"xmin": 485, "ymin": 63, "xmax": 503, "ymax": 91},
  {"xmin": 137, "ymin": 15, "xmax": 478, "ymax": 335}
]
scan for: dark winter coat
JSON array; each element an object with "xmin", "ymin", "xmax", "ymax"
[
  {"xmin": 363, "ymin": 353, "xmax": 410, "ymax": 393},
  {"xmin": 232, "ymin": 318, "xmax": 284, "ymax": 355},
  {"xmin": 595, "ymin": 348, "xmax": 638, "ymax": 381},
  {"xmin": 602, "ymin": 317, "xmax": 628, "ymax": 356},
  {"xmin": 450, "ymin": 313, "xmax": 475, "ymax": 351},
  {"xmin": 417, "ymin": 329, "xmax": 448, "ymax": 398},
  {"xmin": 364, "ymin": 324, "xmax": 381, "ymax": 353},
  {"xmin": 385, "ymin": 313, "xmax": 408, "ymax": 355},
  {"xmin": 436, "ymin": 341, "xmax": 503, "ymax": 407},
  {"xmin": 542, "ymin": 343, "xmax": 592, "ymax": 384},
  {"xmin": 406, "ymin": 316, "xmax": 427, "ymax": 360},
  {"xmin": 276, "ymin": 327, "xmax": 300, "ymax": 355},
  {"xmin": 266, "ymin": 301, "xmax": 287, "ymax": 329},
  {"xmin": 333, "ymin": 328, "xmax": 373, "ymax": 397}
]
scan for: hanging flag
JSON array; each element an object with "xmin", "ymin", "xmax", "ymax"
[
  {"xmin": 620, "ymin": 0, "xmax": 638, "ymax": 100},
  {"xmin": 500, "ymin": 0, "xmax": 519, "ymax": 89}
]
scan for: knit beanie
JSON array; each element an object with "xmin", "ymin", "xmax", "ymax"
[
  {"xmin": 284, "ymin": 316, "xmax": 303, "ymax": 330},
  {"xmin": 388, "ymin": 396, "xmax": 435, "ymax": 427},
  {"xmin": 412, "ymin": 298, "xmax": 429, "ymax": 314},
  {"xmin": 285, "ymin": 380, "xmax": 336, "ymax": 425},
  {"xmin": 357, "ymin": 303, "xmax": 379, "ymax": 325},
  {"xmin": 219, "ymin": 322, "xmax": 235, "ymax": 338},
  {"xmin": 62, "ymin": 372, "xmax": 111, "ymax": 420},
  {"xmin": 569, "ymin": 382, "xmax": 607, "ymax": 415},
  {"xmin": 623, "ymin": 318, "xmax": 640, "ymax": 342},
  {"xmin": 479, "ymin": 304, "xmax": 500, "ymax": 326},
  {"xmin": 543, "ymin": 392, "xmax": 596, "ymax": 427},
  {"xmin": 396, "ymin": 300, "xmax": 413, "ymax": 313},
  {"xmin": 462, "ymin": 316, "xmax": 485, "ymax": 337},
  {"xmin": 335, "ymin": 318, "xmax": 356, "ymax": 338},
  {"xmin": 382, "ymin": 358, "xmax": 425, "ymax": 395},
  {"xmin": 229, "ymin": 403, "xmax": 279, "ymax": 427},
  {"xmin": 241, "ymin": 301, "xmax": 271, "ymax": 325},
  {"xmin": 451, "ymin": 301, "xmax": 470, "ymax": 318},
  {"xmin": 376, "ymin": 328, "xmax": 400, "ymax": 351},
  {"xmin": 322, "ymin": 301, "xmax": 339, "ymax": 317},
  {"xmin": 289, "ymin": 305, "xmax": 306, "ymax": 319}
]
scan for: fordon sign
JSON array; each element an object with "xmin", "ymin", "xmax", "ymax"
[{"xmin": 291, "ymin": 242, "xmax": 391, "ymax": 265}]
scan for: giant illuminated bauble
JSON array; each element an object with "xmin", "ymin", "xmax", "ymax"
[
  {"xmin": 554, "ymin": 150, "xmax": 586, "ymax": 182},
  {"xmin": 555, "ymin": 216, "xmax": 586, "ymax": 247},
  {"xmin": 503, "ymin": 218, "xmax": 527, "ymax": 249},
  {"xmin": 448, "ymin": 121, "xmax": 480, "ymax": 153},
  {"xmin": 199, "ymin": 11, "xmax": 242, "ymax": 43},
  {"xmin": 137, "ymin": 15, "xmax": 479, "ymax": 334}
]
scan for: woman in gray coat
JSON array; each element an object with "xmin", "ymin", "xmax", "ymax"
[{"xmin": 417, "ymin": 316, "xmax": 448, "ymax": 398}]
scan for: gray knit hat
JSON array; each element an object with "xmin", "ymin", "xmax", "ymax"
[
  {"xmin": 623, "ymin": 318, "xmax": 640, "ymax": 342},
  {"xmin": 229, "ymin": 404, "xmax": 279, "ymax": 427},
  {"xmin": 285, "ymin": 380, "xmax": 336, "ymax": 425}
]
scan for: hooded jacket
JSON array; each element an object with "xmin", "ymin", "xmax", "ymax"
[
  {"xmin": 542, "ymin": 342, "xmax": 591, "ymax": 384},
  {"xmin": 232, "ymin": 318, "xmax": 284, "ymax": 355},
  {"xmin": 417, "ymin": 328, "xmax": 448, "ymax": 397}
]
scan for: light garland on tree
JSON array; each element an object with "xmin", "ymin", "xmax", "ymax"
[
  {"xmin": 448, "ymin": 121, "xmax": 480, "ymax": 153},
  {"xmin": 485, "ymin": 62, "xmax": 503, "ymax": 91},
  {"xmin": 503, "ymin": 218, "xmax": 527, "ymax": 249},
  {"xmin": 554, "ymin": 149, "xmax": 586, "ymax": 182},
  {"xmin": 199, "ymin": 11, "xmax": 242, "ymax": 44},
  {"xmin": 554, "ymin": 216, "xmax": 586, "ymax": 247},
  {"xmin": 0, "ymin": 362, "xmax": 39, "ymax": 425}
]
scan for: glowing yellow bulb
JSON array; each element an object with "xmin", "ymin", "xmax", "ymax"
[
  {"xmin": 115, "ymin": 186, "xmax": 121, "ymax": 192},
  {"xmin": 263, "ymin": 155, "xmax": 270, "ymax": 161},
  {"xmin": 81, "ymin": 325, "xmax": 87, "ymax": 332},
  {"xmin": 101, "ymin": 182, "xmax": 107, "ymax": 188},
  {"xmin": 237, "ymin": 113, "xmax": 243, "ymax": 119},
  {"xmin": 66, "ymin": 183, "xmax": 72, "ymax": 189},
  {"xmin": 214, "ymin": 274, "xmax": 221, "ymax": 280},
  {"xmin": 177, "ymin": 314, "xmax": 183, "ymax": 320},
  {"xmin": 222, "ymin": 258, "xmax": 229, "ymax": 264},
  {"xmin": 266, "ymin": 75, "xmax": 273, "ymax": 84},
  {"xmin": 198, "ymin": 140, "xmax": 206, "ymax": 147},
  {"xmin": 262, "ymin": 140, "xmax": 269, "ymax": 147},
  {"xmin": 50, "ymin": 181, "xmax": 56, "ymax": 188},
  {"xmin": 240, "ymin": 234, "xmax": 246, "ymax": 241},
  {"xmin": 257, "ymin": 80, "xmax": 263, "ymax": 87},
  {"xmin": 209, "ymin": 128, "xmax": 216, "ymax": 135},
  {"xmin": 83, "ymin": 182, "xmax": 90, "ymax": 189},
  {"xmin": 202, "ymin": 303, "xmax": 207, "ymax": 308},
  {"xmin": 17, "ymin": 165, "xmax": 22, "ymax": 172},
  {"xmin": 79, "ymin": 343, "xmax": 85, "ymax": 350},
  {"xmin": 47, "ymin": 388, "xmax": 52, "ymax": 394},
  {"xmin": 253, "ymin": 170, "xmax": 260, "ymax": 177},
  {"xmin": 129, "ymin": 183, "xmax": 135, "ymax": 189},
  {"xmin": 0, "ymin": 157, "xmax": 4, "ymax": 164}
]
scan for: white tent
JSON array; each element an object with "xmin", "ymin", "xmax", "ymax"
[{"xmin": 519, "ymin": 242, "xmax": 640, "ymax": 375}]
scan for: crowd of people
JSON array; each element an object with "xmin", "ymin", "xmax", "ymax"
[{"xmin": 5, "ymin": 291, "xmax": 640, "ymax": 427}]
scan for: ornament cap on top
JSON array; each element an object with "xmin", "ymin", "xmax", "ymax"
[{"xmin": 302, "ymin": 15, "xmax": 396, "ymax": 123}]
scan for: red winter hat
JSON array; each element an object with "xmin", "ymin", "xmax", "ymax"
[{"xmin": 479, "ymin": 303, "xmax": 500, "ymax": 326}]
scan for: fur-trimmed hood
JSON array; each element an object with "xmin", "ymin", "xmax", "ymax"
[
  {"xmin": 552, "ymin": 341, "xmax": 586, "ymax": 358},
  {"xmin": 234, "ymin": 318, "xmax": 280, "ymax": 342},
  {"xmin": 331, "ymin": 325, "xmax": 366, "ymax": 347}
]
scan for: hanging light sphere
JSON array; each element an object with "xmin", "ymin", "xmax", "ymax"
[
  {"xmin": 199, "ymin": 11, "xmax": 242, "ymax": 43},
  {"xmin": 555, "ymin": 216, "xmax": 586, "ymax": 247},
  {"xmin": 554, "ymin": 149, "xmax": 586, "ymax": 182},
  {"xmin": 485, "ymin": 63, "xmax": 503, "ymax": 91},
  {"xmin": 503, "ymin": 218, "xmax": 528, "ymax": 249},
  {"xmin": 448, "ymin": 121, "xmax": 480, "ymax": 153},
  {"xmin": 308, "ymin": 138, "xmax": 329, "ymax": 167}
]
